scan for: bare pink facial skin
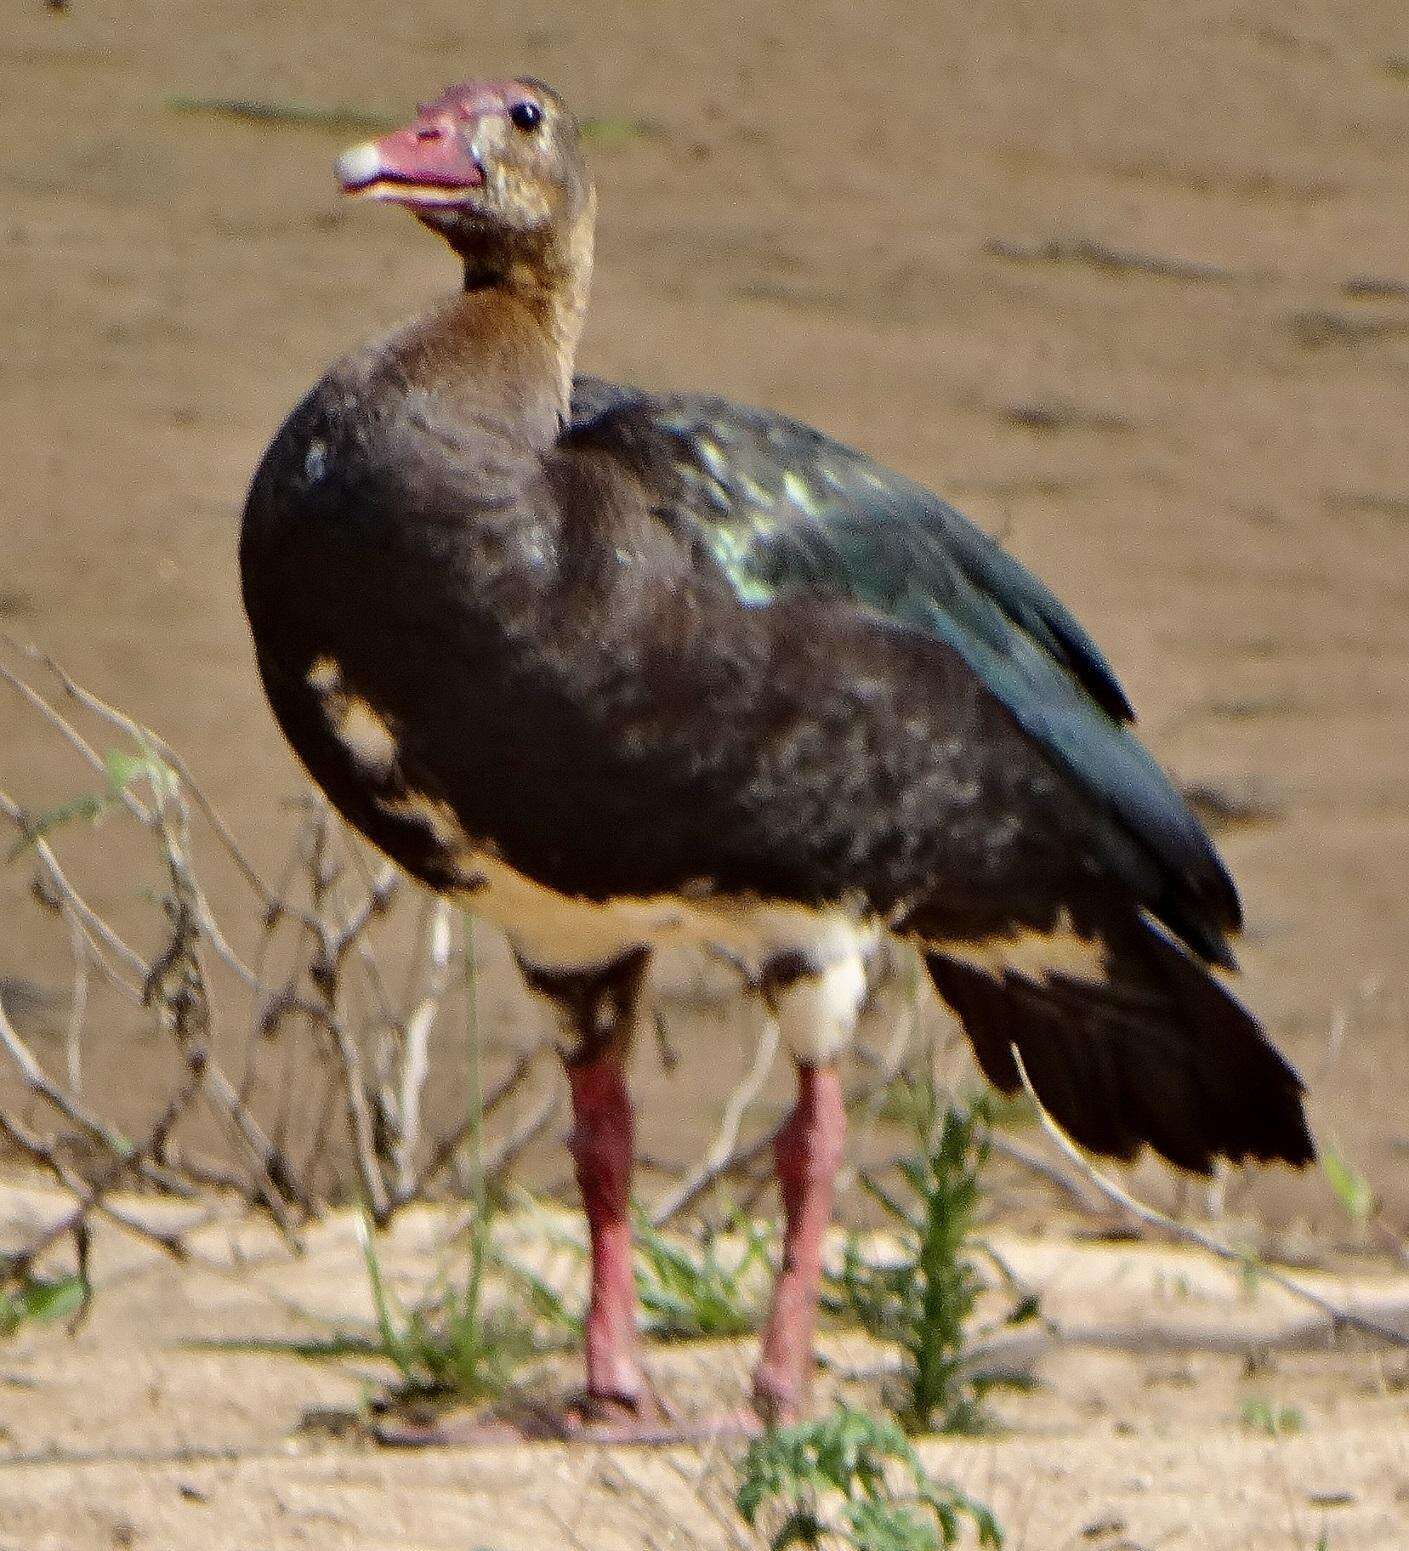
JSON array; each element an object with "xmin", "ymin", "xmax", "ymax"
[{"xmin": 334, "ymin": 80, "xmax": 542, "ymax": 207}]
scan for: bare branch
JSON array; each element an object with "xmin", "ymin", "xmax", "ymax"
[
  {"xmin": 0, "ymin": 998, "xmax": 131, "ymax": 1157},
  {"xmin": 0, "ymin": 1108, "xmax": 192, "ymax": 1272},
  {"xmin": 2, "ymin": 1040, "xmax": 209, "ymax": 1284},
  {"xmin": 391, "ymin": 898, "xmax": 452, "ymax": 1194},
  {"xmin": 402, "ymin": 1042, "xmax": 547, "ymax": 1203},
  {"xmin": 0, "ymin": 785, "xmax": 149, "ymax": 992},
  {"xmin": 0, "ymin": 656, "xmax": 154, "ymax": 826},
  {"xmin": 1010, "ymin": 1046, "xmax": 1409, "ymax": 1350},
  {"xmin": 983, "ymin": 1130, "xmax": 1106, "ymax": 1215},
  {"xmin": 656, "ymin": 1012, "xmax": 778, "ymax": 1227}
]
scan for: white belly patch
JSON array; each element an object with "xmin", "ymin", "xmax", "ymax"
[
  {"xmin": 371, "ymin": 786, "xmax": 879, "ymax": 1064},
  {"xmin": 458, "ymin": 852, "xmax": 878, "ymax": 1066},
  {"xmin": 454, "ymin": 846, "xmax": 877, "ymax": 982}
]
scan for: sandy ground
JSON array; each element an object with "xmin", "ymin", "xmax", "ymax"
[
  {"xmin": 2, "ymin": 0, "xmax": 1409, "ymax": 1543},
  {"xmin": 2, "ymin": 1183, "xmax": 1409, "ymax": 1551}
]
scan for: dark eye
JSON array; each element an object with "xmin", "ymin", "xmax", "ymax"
[{"xmin": 508, "ymin": 100, "xmax": 542, "ymax": 132}]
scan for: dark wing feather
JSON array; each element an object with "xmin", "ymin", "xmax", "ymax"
[
  {"xmin": 571, "ymin": 377, "xmax": 1132, "ymax": 720},
  {"xmin": 566, "ymin": 379, "xmax": 1240, "ymax": 963}
]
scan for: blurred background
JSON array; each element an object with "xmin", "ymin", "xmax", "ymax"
[{"xmin": 2, "ymin": 0, "xmax": 1406, "ymax": 1233}]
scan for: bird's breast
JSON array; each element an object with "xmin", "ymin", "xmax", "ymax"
[{"xmin": 286, "ymin": 649, "xmax": 880, "ymax": 980}]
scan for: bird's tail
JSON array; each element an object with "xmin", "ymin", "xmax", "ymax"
[{"xmin": 922, "ymin": 910, "xmax": 1314, "ymax": 1174}]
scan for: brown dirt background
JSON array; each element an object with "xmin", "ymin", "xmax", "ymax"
[{"xmin": 2, "ymin": 0, "xmax": 1408, "ymax": 1544}]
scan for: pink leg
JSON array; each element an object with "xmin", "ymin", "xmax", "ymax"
[
  {"xmin": 375, "ymin": 1045, "xmax": 766, "ymax": 1447},
  {"xmin": 568, "ymin": 1052, "xmax": 646, "ymax": 1407},
  {"xmin": 753, "ymin": 1063, "xmax": 846, "ymax": 1423}
]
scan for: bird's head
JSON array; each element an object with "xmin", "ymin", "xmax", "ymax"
[{"xmin": 334, "ymin": 78, "xmax": 593, "ymax": 284}]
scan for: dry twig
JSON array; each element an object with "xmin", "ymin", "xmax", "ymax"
[{"xmin": 1011, "ymin": 1048, "xmax": 1409, "ymax": 1350}]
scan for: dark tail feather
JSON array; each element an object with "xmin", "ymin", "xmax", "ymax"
[{"xmin": 924, "ymin": 916, "xmax": 1315, "ymax": 1175}]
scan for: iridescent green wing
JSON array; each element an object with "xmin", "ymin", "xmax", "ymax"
[
  {"xmin": 571, "ymin": 378, "xmax": 1131, "ymax": 718},
  {"xmin": 565, "ymin": 381, "xmax": 1238, "ymax": 953}
]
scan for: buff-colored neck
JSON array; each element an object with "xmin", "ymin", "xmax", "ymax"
[{"xmin": 388, "ymin": 192, "xmax": 595, "ymax": 444}]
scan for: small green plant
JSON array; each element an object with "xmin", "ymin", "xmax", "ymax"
[
  {"xmin": 0, "ymin": 1269, "xmax": 86, "ymax": 1337},
  {"xmin": 353, "ymin": 917, "xmax": 540, "ymax": 1402},
  {"xmin": 1321, "ymin": 1147, "xmax": 1375, "ymax": 1230},
  {"xmin": 828, "ymin": 1090, "xmax": 1020, "ymax": 1434},
  {"xmin": 355, "ymin": 1208, "xmax": 539, "ymax": 1401},
  {"xmin": 1239, "ymin": 1396, "xmax": 1305, "ymax": 1437},
  {"xmin": 493, "ymin": 1239, "xmax": 583, "ymax": 1340},
  {"xmin": 538, "ymin": 1201, "xmax": 770, "ymax": 1340},
  {"xmin": 633, "ymin": 1208, "xmax": 771, "ymax": 1340},
  {"xmin": 973, "ymin": 1089, "xmax": 1039, "ymax": 1134},
  {"xmin": 736, "ymin": 1405, "xmax": 1002, "ymax": 1550},
  {"xmin": 1236, "ymin": 1254, "xmax": 1265, "ymax": 1300},
  {"xmin": 7, "ymin": 744, "xmax": 174, "ymax": 861}
]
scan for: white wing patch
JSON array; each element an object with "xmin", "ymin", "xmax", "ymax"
[
  {"xmin": 376, "ymin": 790, "xmax": 466, "ymax": 850},
  {"xmin": 306, "ymin": 655, "xmax": 342, "ymax": 692},
  {"xmin": 334, "ymin": 697, "xmax": 399, "ymax": 775},
  {"xmin": 305, "ymin": 658, "xmax": 400, "ymax": 777}
]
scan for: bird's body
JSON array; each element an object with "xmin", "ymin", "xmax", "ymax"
[{"xmin": 240, "ymin": 79, "xmax": 1313, "ymax": 1435}]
